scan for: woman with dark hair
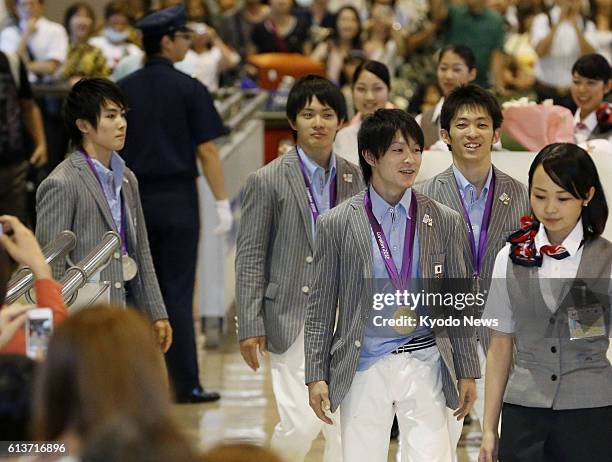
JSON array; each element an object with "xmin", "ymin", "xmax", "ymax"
[
  {"xmin": 32, "ymin": 306, "xmax": 199, "ymax": 461},
  {"xmin": 333, "ymin": 59, "xmax": 391, "ymax": 164},
  {"xmin": 479, "ymin": 143, "xmax": 612, "ymax": 462},
  {"xmin": 249, "ymin": 0, "xmax": 311, "ymax": 54},
  {"xmin": 415, "ymin": 44, "xmax": 476, "ymax": 150},
  {"xmin": 310, "ymin": 5, "xmax": 362, "ymax": 83},
  {"xmin": 62, "ymin": 2, "xmax": 110, "ymax": 84},
  {"xmin": 362, "ymin": 0, "xmax": 403, "ymax": 74}
]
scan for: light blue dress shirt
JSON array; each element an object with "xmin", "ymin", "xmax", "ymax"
[
  {"xmin": 296, "ymin": 145, "xmax": 337, "ymax": 238},
  {"xmin": 358, "ymin": 185, "xmax": 432, "ymax": 371},
  {"xmin": 91, "ymin": 152, "xmax": 126, "ymax": 233},
  {"xmin": 452, "ymin": 165, "xmax": 493, "ymax": 250}
]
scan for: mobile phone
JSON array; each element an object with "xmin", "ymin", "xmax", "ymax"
[{"xmin": 26, "ymin": 308, "xmax": 53, "ymax": 360}]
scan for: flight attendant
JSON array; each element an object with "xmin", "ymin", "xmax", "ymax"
[{"xmin": 479, "ymin": 143, "xmax": 612, "ymax": 462}]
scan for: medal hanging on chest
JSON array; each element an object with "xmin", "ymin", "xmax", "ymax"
[
  {"xmin": 365, "ymin": 190, "xmax": 418, "ymax": 335},
  {"xmin": 80, "ymin": 149, "xmax": 138, "ymax": 282}
]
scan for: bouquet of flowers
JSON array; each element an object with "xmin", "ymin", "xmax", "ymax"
[{"xmin": 501, "ymin": 98, "xmax": 575, "ymax": 151}]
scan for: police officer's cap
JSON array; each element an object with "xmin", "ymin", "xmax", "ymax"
[{"xmin": 136, "ymin": 5, "xmax": 191, "ymax": 37}]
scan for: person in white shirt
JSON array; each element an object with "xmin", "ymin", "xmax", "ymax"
[
  {"xmin": 416, "ymin": 44, "xmax": 476, "ymax": 151},
  {"xmin": 334, "ymin": 59, "xmax": 391, "ymax": 164},
  {"xmin": 570, "ymin": 53, "xmax": 611, "ymax": 144},
  {"xmin": 89, "ymin": 1, "xmax": 142, "ymax": 71},
  {"xmin": 479, "ymin": 143, "xmax": 612, "ymax": 462},
  {"xmin": 182, "ymin": 22, "xmax": 240, "ymax": 92},
  {"xmin": 530, "ymin": 0, "xmax": 598, "ymax": 109},
  {"xmin": 0, "ymin": 0, "xmax": 68, "ymax": 82}
]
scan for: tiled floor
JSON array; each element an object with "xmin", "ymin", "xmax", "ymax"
[{"xmin": 175, "ymin": 317, "xmax": 481, "ymax": 462}]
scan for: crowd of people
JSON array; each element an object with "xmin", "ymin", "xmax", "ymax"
[
  {"xmin": 0, "ymin": 0, "xmax": 611, "ymax": 461},
  {"xmin": 0, "ymin": 0, "xmax": 609, "ymax": 98}
]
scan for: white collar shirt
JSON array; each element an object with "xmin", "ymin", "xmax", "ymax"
[
  {"xmin": 574, "ymin": 109, "xmax": 599, "ymax": 144},
  {"xmin": 0, "ymin": 16, "xmax": 68, "ymax": 64}
]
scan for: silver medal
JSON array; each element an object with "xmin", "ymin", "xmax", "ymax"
[{"xmin": 122, "ymin": 254, "xmax": 138, "ymax": 281}]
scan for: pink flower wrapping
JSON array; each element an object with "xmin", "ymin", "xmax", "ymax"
[{"xmin": 502, "ymin": 105, "xmax": 575, "ymax": 151}]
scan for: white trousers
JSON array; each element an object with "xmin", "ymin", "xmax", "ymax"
[
  {"xmin": 340, "ymin": 346, "xmax": 452, "ymax": 462},
  {"xmin": 268, "ymin": 329, "xmax": 342, "ymax": 462}
]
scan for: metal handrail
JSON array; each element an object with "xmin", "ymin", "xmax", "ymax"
[
  {"xmin": 4, "ymin": 230, "xmax": 77, "ymax": 304},
  {"xmin": 216, "ymin": 91, "xmax": 245, "ymax": 119},
  {"xmin": 226, "ymin": 91, "xmax": 268, "ymax": 131},
  {"xmin": 60, "ymin": 231, "xmax": 121, "ymax": 304}
]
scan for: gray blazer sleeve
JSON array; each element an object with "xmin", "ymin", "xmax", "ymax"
[
  {"xmin": 126, "ymin": 172, "xmax": 168, "ymax": 321},
  {"xmin": 304, "ymin": 212, "xmax": 340, "ymax": 384},
  {"xmin": 35, "ymin": 176, "xmax": 74, "ymax": 279},
  {"xmin": 446, "ymin": 212, "xmax": 481, "ymax": 379},
  {"xmin": 235, "ymin": 170, "xmax": 273, "ymax": 341}
]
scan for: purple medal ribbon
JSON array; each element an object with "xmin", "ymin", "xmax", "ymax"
[
  {"xmin": 364, "ymin": 190, "xmax": 418, "ymax": 291},
  {"xmin": 297, "ymin": 153, "xmax": 337, "ymax": 222},
  {"xmin": 79, "ymin": 148, "xmax": 128, "ymax": 255},
  {"xmin": 455, "ymin": 171, "xmax": 496, "ymax": 277}
]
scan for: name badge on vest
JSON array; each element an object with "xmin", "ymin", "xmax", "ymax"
[
  {"xmin": 568, "ymin": 306, "xmax": 606, "ymax": 340},
  {"xmin": 122, "ymin": 254, "xmax": 138, "ymax": 281}
]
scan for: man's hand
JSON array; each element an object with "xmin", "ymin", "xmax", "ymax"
[
  {"xmin": 29, "ymin": 144, "xmax": 47, "ymax": 167},
  {"xmin": 0, "ymin": 215, "xmax": 51, "ymax": 279},
  {"xmin": 478, "ymin": 430, "xmax": 499, "ymax": 462},
  {"xmin": 453, "ymin": 378, "xmax": 477, "ymax": 420},
  {"xmin": 153, "ymin": 319, "xmax": 173, "ymax": 353},
  {"xmin": 239, "ymin": 335, "xmax": 266, "ymax": 371},
  {"xmin": 308, "ymin": 381, "xmax": 333, "ymax": 424},
  {"xmin": 0, "ymin": 304, "xmax": 32, "ymax": 349}
]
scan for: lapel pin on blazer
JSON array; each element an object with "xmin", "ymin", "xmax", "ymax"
[
  {"xmin": 422, "ymin": 214, "xmax": 433, "ymax": 226},
  {"xmin": 434, "ymin": 264, "xmax": 443, "ymax": 277},
  {"xmin": 499, "ymin": 192, "xmax": 510, "ymax": 205},
  {"xmin": 343, "ymin": 173, "xmax": 353, "ymax": 183}
]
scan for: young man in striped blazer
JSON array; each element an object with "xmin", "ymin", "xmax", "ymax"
[
  {"xmin": 305, "ymin": 109, "xmax": 480, "ymax": 462},
  {"xmin": 235, "ymin": 75, "xmax": 364, "ymax": 462},
  {"xmin": 35, "ymin": 78, "xmax": 171, "ymax": 351},
  {"xmin": 417, "ymin": 84, "xmax": 529, "ymax": 438}
]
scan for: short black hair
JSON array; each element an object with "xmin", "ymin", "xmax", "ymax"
[
  {"xmin": 528, "ymin": 143, "xmax": 608, "ymax": 240},
  {"xmin": 286, "ymin": 75, "xmax": 347, "ymax": 128},
  {"xmin": 63, "ymin": 78, "xmax": 128, "ymax": 147},
  {"xmin": 142, "ymin": 32, "xmax": 164, "ymax": 55},
  {"xmin": 438, "ymin": 44, "xmax": 477, "ymax": 71},
  {"xmin": 352, "ymin": 60, "xmax": 391, "ymax": 90},
  {"xmin": 0, "ymin": 355, "xmax": 37, "ymax": 440},
  {"xmin": 440, "ymin": 84, "xmax": 503, "ymax": 133},
  {"xmin": 571, "ymin": 53, "xmax": 611, "ymax": 84},
  {"xmin": 358, "ymin": 109, "xmax": 424, "ymax": 184}
]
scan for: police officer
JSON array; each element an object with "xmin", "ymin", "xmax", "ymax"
[{"xmin": 118, "ymin": 5, "xmax": 231, "ymax": 403}]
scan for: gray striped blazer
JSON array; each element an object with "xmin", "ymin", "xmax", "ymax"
[
  {"xmin": 235, "ymin": 148, "xmax": 365, "ymax": 354},
  {"xmin": 304, "ymin": 190, "xmax": 481, "ymax": 412},
  {"xmin": 416, "ymin": 165, "xmax": 530, "ymax": 351},
  {"xmin": 35, "ymin": 152, "xmax": 168, "ymax": 321}
]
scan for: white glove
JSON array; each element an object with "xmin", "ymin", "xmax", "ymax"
[{"xmin": 214, "ymin": 199, "xmax": 233, "ymax": 235}]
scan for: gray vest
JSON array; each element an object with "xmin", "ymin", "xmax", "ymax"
[{"xmin": 505, "ymin": 237, "xmax": 612, "ymax": 409}]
